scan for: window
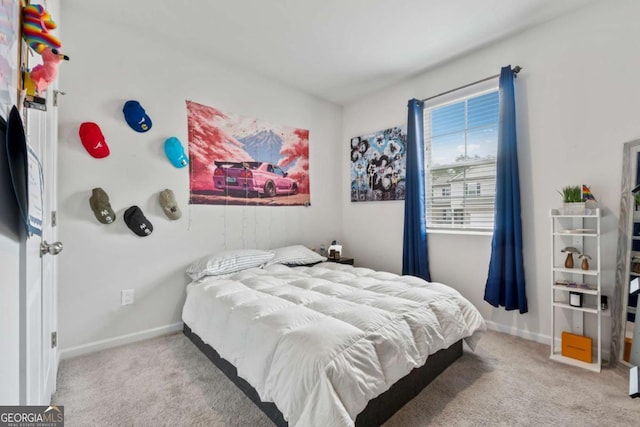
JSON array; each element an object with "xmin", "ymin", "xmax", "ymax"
[
  {"xmin": 424, "ymin": 85, "xmax": 498, "ymax": 232},
  {"xmin": 466, "ymin": 182, "xmax": 481, "ymax": 196},
  {"xmin": 453, "ymin": 209, "xmax": 465, "ymax": 224}
]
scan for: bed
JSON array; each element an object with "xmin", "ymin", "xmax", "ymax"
[{"xmin": 181, "ymin": 247, "xmax": 485, "ymax": 426}]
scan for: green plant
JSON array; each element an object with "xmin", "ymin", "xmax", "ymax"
[{"xmin": 558, "ymin": 186, "xmax": 582, "ymax": 203}]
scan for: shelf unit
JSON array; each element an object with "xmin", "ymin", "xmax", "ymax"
[
  {"xmin": 625, "ymin": 214, "xmax": 640, "ymax": 363},
  {"xmin": 550, "ymin": 208, "xmax": 601, "ymax": 372}
]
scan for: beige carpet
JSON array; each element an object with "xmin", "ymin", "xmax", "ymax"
[{"xmin": 53, "ymin": 330, "xmax": 638, "ymax": 426}]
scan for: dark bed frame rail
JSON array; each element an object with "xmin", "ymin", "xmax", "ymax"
[{"xmin": 183, "ymin": 324, "xmax": 462, "ymax": 427}]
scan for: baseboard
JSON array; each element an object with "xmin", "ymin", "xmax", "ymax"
[
  {"xmin": 484, "ymin": 320, "xmax": 611, "ymax": 363},
  {"xmin": 58, "ymin": 322, "xmax": 183, "ymax": 360},
  {"xmin": 57, "ymin": 320, "xmax": 612, "ymax": 364},
  {"xmin": 484, "ymin": 320, "xmax": 550, "ymax": 344}
]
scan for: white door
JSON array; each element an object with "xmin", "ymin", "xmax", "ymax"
[
  {"xmin": 41, "ymin": 81, "xmax": 60, "ymax": 401},
  {"xmin": 22, "ymin": 95, "xmax": 60, "ymax": 405},
  {"xmin": 21, "ymin": 0, "xmax": 61, "ymax": 404},
  {"xmin": 20, "ymin": 188, "xmax": 43, "ymax": 406}
]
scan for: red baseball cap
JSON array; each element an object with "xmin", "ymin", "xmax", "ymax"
[{"xmin": 79, "ymin": 122, "xmax": 110, "ymax": 158}]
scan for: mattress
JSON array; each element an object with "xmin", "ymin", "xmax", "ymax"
[{"xmin": 182, "ymin": 262, "xmax": 485, "ymax": 427}]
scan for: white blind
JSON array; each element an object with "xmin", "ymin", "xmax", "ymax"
[{"xmin": 424, "ymin": 88, "xmax": 499, "ymax": 231}]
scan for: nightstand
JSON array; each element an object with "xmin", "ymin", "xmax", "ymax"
[{"xmin": 327, "ymin": 257, "xmax": 354, "ymax": 265}]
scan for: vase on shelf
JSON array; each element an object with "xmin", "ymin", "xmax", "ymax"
[
  {"xmin": 579, "ymin": 254, "xmax": 591, "ymax": 270},
  {"xmin": 564, "ymin": 253, "xmax": 574, "ymax": 269}
]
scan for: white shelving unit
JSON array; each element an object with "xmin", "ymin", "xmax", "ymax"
[{"xmin": 550, "ymin": 208, "xmax": 601, "ymax": 372}]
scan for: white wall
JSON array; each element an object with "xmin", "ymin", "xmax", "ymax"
[
  {"xmin": 57, "ymin": 2, "xmax": 343, "ymax": 353},
  {"xmin": 342, "ymin": 0, "xmax": 640, "ymax": 352}
]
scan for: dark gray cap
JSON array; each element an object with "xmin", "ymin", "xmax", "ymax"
[{"xmin": 124, "ymin": 205, "xmax": 153, "ymax": 237}]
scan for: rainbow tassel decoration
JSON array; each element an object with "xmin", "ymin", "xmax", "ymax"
[
  {"xmin": 582, "ymin": 185, "xmax": 596, "ymax": 202},
  {"xmin": 22, "ymin": 4, "xmax": 61, "ymax": 55}
]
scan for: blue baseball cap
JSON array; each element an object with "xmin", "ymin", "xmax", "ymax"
[
  {"xmin": 122, "ymin": 100, "xmax": 152, "ymax": 132},
  {"xmin": 164, "ymin": 137, "xmax": 189, "ymax": 168}
]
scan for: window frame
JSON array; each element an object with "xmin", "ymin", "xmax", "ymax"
[
  {"xmin": 423, "ymin": 78, "xmax": 499, "ymax": 236},
  {"xmin": 466, "ymin": 182, "xmax": 481, "ymax": 196}
]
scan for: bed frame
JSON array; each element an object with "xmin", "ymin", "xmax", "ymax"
[{"xmin": 183, "ymin": 323, "xmax": 463, "ymax": 426}]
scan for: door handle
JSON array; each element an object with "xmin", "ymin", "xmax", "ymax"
[{"xmin": 40, "ymin": 241, "xmax": 63, "ymax": 257}]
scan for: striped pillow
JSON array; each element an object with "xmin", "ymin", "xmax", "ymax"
[
  {"xmin": 186, "ymin": 249, "xmax": 274, "ymax": 280},
  {"xmin": 266, "ymin": 245, "xmax": 327, "ymax": 266}
]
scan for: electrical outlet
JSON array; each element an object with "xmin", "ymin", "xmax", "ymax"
[{"xmin": 121, "ymin": 289, "xmax": 134, "ymax": 306}]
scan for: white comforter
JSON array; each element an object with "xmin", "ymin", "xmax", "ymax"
[{"xmin": 182, "ymin": 262, "xmax": 485, "ymax": 427}]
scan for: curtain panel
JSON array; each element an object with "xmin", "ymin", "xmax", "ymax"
[
  {"xmin": 484, "ymin": 66, "xmax": 528, "ymax": 313},
  {"xmin": 402, "ymin": 98, "xmax": 431, "ymax": 282}
]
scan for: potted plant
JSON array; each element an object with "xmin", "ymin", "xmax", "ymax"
[{"xmin": 558, "ymin": 185, "xmax": 585, "ymax": 214}]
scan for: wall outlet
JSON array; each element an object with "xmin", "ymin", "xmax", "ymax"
[{"xmin": 121, "ymin": 289, "xmax": 134, "ymax": 306}]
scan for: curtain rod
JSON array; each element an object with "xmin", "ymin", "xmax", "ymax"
[{"xmin": 420, "ymin": 65, "xmax": 522, "ymax": 103}]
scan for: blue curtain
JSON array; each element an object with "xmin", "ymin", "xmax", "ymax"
[
  {"xmin": 402, "ymin": 98, "xmax": 431, "ymax": 281},
  {"xmin": 484, "ymin": 66, "xmax": 527, "ymax": 313}
]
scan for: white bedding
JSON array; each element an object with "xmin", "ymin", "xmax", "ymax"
[{"xmin": 182, "ymin": 262, "xmax": 485, "ymax": 427}]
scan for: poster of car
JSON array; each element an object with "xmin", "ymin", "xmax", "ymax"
[
  {"xmin": 186, "ymin": 100, "xmax": 311, "ymax": 206},
  {"xmin": 350, "ymin": 125, "xmax": 407, "ymax": 202}
]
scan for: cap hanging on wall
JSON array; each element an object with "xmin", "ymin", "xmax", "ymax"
[
  {"xmin": 89, "ymin": 188, "xmax": 115, "ymax": 224},
  {"xmin": 124, "ymin": 205, "xmax": 153, "ymax": 237},
  {"xmin": 164, "ymin": 137, "xmax": 189, "ymax": 168},
  {"xmin": 159, "ymin": 189, "xmax": 181, "ymax": 220},
  {"xmin": 79, "ymin": 122, "xmax": 110, "ymax": 158},
  {"xmin": 122, "ymin": 100, "xmax": 152, "ymax": 132}
]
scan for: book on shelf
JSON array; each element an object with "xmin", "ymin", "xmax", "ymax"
[{"xmin": 554, "ymin": 280, "xmax": 596, "ymax": 291}]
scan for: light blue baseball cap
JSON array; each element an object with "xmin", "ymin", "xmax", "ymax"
[{"xmin": 164, "ymin": 137, "xmax": 189, "ymax": 168}]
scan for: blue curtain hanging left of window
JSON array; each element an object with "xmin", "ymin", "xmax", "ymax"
[
  {"xmin": 484, "ymin": 66, "xmax": 527, "ymax": 313},
  {"xmin": 402, "ymin": 98, "xmax": 431, "ymax": 282}
]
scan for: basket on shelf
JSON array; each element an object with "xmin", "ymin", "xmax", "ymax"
[{"xmin": 562, "ymin": 202, "xmax": 586, "ymax": 215}]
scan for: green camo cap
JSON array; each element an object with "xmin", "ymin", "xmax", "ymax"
[{"xmin": 89, "ymin": 187, "xmax": 116, "ymax": 224}]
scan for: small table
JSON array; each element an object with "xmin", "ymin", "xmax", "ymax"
[{"xmin": 327, "ymin": 257, "xmax": 354, "ymax": 265}]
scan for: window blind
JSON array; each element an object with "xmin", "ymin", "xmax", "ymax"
[{"xmin": 424, "ymin": 89, "xmax": 499, "ymax": 232}]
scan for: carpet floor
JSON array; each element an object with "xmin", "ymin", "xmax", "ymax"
[{"xmin": 53, "ymin": 329, "xmax": 638, "ymax": 426}]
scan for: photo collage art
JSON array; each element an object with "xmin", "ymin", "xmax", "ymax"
[{"xmin": 350, "ymin": 125, "xmax": 407, "ymax": 202}]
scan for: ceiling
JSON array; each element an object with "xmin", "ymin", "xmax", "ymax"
[{"xmin": 87, "ymin": 0, "xmax": 597, "ymax": 105}]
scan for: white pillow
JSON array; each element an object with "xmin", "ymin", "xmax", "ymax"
[
  {"xmin": 186, "ymin": 249, "xmax": 274, "ymax": 280},
  {"xmin": 266, "ymin": 245, "xmax": 327, "ymax": 266}
]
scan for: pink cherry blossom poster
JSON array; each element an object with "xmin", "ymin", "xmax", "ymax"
[{"xmin": 186, "ymin": 100, "xmax": 311, "ymax": 206}]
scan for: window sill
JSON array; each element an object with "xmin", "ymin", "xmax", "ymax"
[{"xmin": 427, "ymin": 228, "xmax": 493, "ymax": 236}]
